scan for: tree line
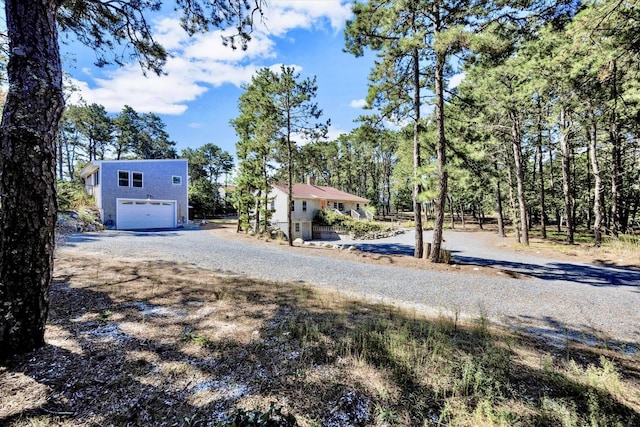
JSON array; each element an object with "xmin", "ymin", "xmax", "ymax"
[
  {"xmin": 58, "ymin": 104, "xmax": 177, "ymax": 179},
  {"xmin": 230, "ymin": 0, "xmax": 639, "ymax": 263}
]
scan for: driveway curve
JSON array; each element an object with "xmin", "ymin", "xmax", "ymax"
[{"xmin": 58, "ymin": 229, "xmax": 640, "ymax": 352}]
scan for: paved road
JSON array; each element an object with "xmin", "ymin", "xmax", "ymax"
[{"xmin": 58, "ymin": 228, "xmax": 640, "ymax": 352}]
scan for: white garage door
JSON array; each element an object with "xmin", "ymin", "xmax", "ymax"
[{"xmin": 116, "ymin": 199, "xmax": 176, "ymax": 230}]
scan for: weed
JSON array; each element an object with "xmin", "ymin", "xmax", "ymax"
[
  {"xmin": 97, "ymin": 309, "xmax": 113, "ymax": 324},
  {"xmin": 540, "ymin": 397, "xmax": 578, "ymax": 427},
  {"xmin": 375, "ymin": 403, "xmax": 399, "ymax": 425},
  {"xmin": 181, "ymin": 328, "xmax": 213, "ymax": 346},
  {"xmin": 568, "ymin": 356, "xmax": 623, "ymax": 397}
]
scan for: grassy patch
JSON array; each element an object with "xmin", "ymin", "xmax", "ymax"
[{"xmin": 0, "ymin": 253, "xmax": 638, "ymax": 426}]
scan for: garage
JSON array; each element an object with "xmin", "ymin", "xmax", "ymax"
[{"xmin": 116, "ymin": 199, "xmax": 177, "ymax": 230}]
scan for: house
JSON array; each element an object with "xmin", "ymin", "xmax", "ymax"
[
  {"xmin": 268, "ymin": 177, "xmax": 370, "ymax": 240},
  {"xmin": 79, "ymin": 159, "xmax": 189, "ymax": 230}
]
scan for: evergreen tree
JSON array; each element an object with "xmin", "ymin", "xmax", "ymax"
[
  {"xmin": 112, "ymin": 105, "xmax": 140, "ymax": 160},
  {"xmin": 64, "ymin": 103, "xmax": 114, "ymax": 161}
]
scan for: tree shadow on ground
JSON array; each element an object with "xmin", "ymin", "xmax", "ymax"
[
  {"xmin": 504, "ymin": 314, "xmax": 640, "ymax": 357},
  {"xmin": 351, "ymin": 241, "xmax": 640, "ymax": 288},
  {"xmin": 454, "ymin": 255, "xmax": 640, "ymax": 287},
  {"xmin": 1, "ymin": 255, "xmax": 639, "ymax": 426}
]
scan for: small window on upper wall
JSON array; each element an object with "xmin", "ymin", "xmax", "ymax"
[
  {"xmin": 118, "ymin": 171, "xmax": 129, "ymax": 187},
  {"xmin": 94, "ymin": 171, "xmax": 100, "ymax": 186},
  {"xmin": 132, "ymin": 172, "xmax": 143, "ymax": 188},
  {"xmin": 302, "ymin": 201, "xmax": 307, "ymax": 212},
  {"xmin": 172, "ymin": 176, "xmax": 182, "ymax": 185}
]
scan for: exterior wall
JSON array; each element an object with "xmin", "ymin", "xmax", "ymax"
[
  {"xmin": 292, "ymin": 198, "xmax": 322, "ymax": 222},
  {"xmin": 96, "ymin": 160, "xmax": 188, "ymax": 228},
  {"xmin": 84, "ymin": 171, "xmax": 103, "ymax": 216},
  {"xmin": 272, "ymin": 221, "xmax": 313, "ymax": 240},
  {"xmin": 326, "ymin": 200, "xmax": 367, "ymax": 214},
  {"xmin": 269, "ymin": 187, "xmax": 289, "ymax": 224},
  {"xmin": 268, "ymin": 187, "xmax": 318, "ymax": 240}
]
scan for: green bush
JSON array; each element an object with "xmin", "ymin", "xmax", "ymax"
[
  {"xmin": 57, "ymin": 179, "xmax": 92, "ymax": 211},
  {"xmin": 314, "ymin": 209, "xmax": 384, "ymax": 237}
]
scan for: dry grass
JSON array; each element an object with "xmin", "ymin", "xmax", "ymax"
[{"xmin": 1, "ymin": 251, "xmax": 639, "ymax": 426}]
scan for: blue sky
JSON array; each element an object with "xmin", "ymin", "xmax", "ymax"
[{"xmin": 63, "ymin": 1, "xmax": 375, "ymax": 158}]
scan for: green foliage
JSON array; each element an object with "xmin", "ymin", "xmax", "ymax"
[
  {"xmin": 188, "ymin": 179, "xmax": 216, "ymax": 218},
  {"xmin": 183, "ymin": 143, "xmax": 234, "ymax": 217},
  {"xmin": 314, "ymin": 209, "xmax": 384, "ymax": 237},
  {"xmin": 64, "ymin": 103, "xmax": 113, "ymax": 161},
  {"xmin": 232, "ymin": 66, "xmax": 328, "ymax": 240},
  {"xmin": 57, "ymin": 179, "xmax": 92, "ymax": 211},
  {"xmin": 216, "ymin": 404, "xmax": 297, "ymax": 427}
]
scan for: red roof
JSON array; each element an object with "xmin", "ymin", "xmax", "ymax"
[{"xmin": 272, "ymin": 183, "xmax": 369, "ymax": 203}]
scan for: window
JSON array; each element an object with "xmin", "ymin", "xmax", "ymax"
[
  {"xmin": 270, "ymin": 200, "xmax": 275, "ymax": 212},
  {"xmin": 338, "ymin": 203, "xmax": 344, "ymax": 211},
  {"xmin": 356, "ymin": 203, "xmax": 360, "ymax": 210},
  {"xmin": 172, "ymin": 175, "xmax": 182, "ymax": 185},
  {"xmin": 295, "ymin": 223, "xmax": 300, "ymax": 233},
  {"xmin": 132, "ymin": 172, "xmax": 143, "ymax": 188},
  {"xmin": 291, "ymin": 200, "xmax": 295, "ymax": 211},
  {"xmin": 302, "ymin": 201, "xmax": 307, "ymax": 212},
  {"xmin": 333, "ymin": 202, "xmax": 337, "ymax": 209},
  {"xmin": 94, "ymin": 171, "xmax": 100, "ymax": 186},
  {"xmin": 118, "ymin": 171, "xmax": 129, "ymax": 187}
]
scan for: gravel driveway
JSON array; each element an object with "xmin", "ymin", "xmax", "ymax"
[{"xmin": 58, "ymin": 228, "xmax": 640, "ymax": 352}]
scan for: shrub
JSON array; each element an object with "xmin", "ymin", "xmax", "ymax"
[
  {"xmin": 314, "ymin": 209, "xmax": 384, "ymax": 237},
  {"xmin": 57, "ymin": 179, "xmax": 92, "ymax": 211}
]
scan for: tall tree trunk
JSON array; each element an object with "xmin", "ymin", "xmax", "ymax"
[
  {"xmin": 0, "ymin": 0, "xmax": 64, "ymax": 356},
  {"xmin": 254, "ymin": 190, "xmax": 261, "ymax": 235},
  {"xmin": 588, "ymin": 111, "xmax": 603, "ymax": 247},
  {"xmin": 430, "ymin": 36, "xmax": 448, "ymax": 263},
  {"xmin": 607, "ymin": 60, "xmax": 621, "ymax": 237},
  {"xmin": 507, "ymin": 162, "xmax": 521, "ymax": 242},
  {"xmin": 548, "ymin": 146, "xmax": 561, "ymax": 232},
  {"xmin": 536, "ymin": 101, "xmax": 547, "ymax": 239},
  {"xmin": 449, "ymin": 195, "xmax": 455, "ymax": 229},
  {"xmin": 411, "ymin": 44, "xmax": 424, "ymax": 258},
  {"xmin": 494, "ymin": 160, "xmax": 506, "ymax": 238},
  {"xmin": 263, "ymin": 168, "xmax": 269, "ymax": 235},
  {"xmin": 286, "ymin": 106, "xmax": 294, "ymax": 246},
  {"xmin": 559, "ymin": 106, "xmax": 574, "ymax": 244},
  {"xmin": 509, "ymin": 112, "xmax": 529, "ymax": 245},
  {"xmin": 236, "ymin": 197, "xmax": 243, "ymax": 233}
]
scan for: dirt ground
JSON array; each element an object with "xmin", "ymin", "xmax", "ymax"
[
  {"xmin": 1, "ymin": 221, "xmax": 639, "ymax": 426},
  {"xmin": 202, "ymin": 221, "xmax": 640, "ymax": 278}
]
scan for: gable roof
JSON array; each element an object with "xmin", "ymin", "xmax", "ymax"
[{"xmin": 272, "ymin": 183, "xmax": 369, "ymax": 203}]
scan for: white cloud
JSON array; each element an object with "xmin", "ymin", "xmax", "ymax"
[
  {"xmin": 448, "ymin": 73, "xmax": 465, "ymax": 89},
  {"xmin": 349, "ymin": 99, "xmax": 367, "ymax": 109},
  {"xmin": 257, "ymin": 0, "xmax": 352, "ymax": 36},
  {"xmin": 326, "ymin": 125, "xmax": 351, "ymax": 140},
  {"xmin": 67, "ymin": 1, "xmax": 353, "ymax": 115}
]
